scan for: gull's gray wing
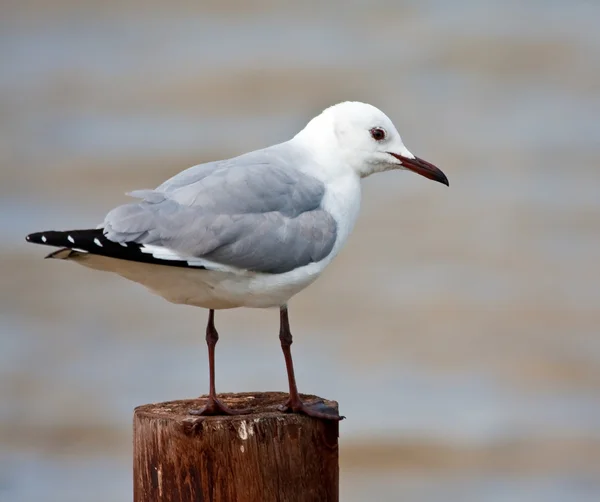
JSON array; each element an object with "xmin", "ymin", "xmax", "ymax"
[{"xmin": 102, "ymin": 146, "xmax": 337, "ymax": 274}]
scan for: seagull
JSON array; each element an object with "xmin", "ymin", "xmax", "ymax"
[{"xmin": 26, "ymin": 101, "xmax": 448, "ymax": 420}]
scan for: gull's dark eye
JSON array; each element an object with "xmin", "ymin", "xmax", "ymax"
[{"xmin": 370, "ymin": 127, "xmax": 386, "ymax": 141}]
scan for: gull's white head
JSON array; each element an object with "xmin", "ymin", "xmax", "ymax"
[{"xmin": 295, "ymin": 101, "xmax": 448, "ymax": 186}]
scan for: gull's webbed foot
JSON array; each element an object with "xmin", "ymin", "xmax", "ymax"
[
  {"xmin": 189, "ymin": 396, "xmax": 253, "ymax": 417},
  {"xmin": 278, "ymin": 397, "xmax": 344, "ymax": 421}
]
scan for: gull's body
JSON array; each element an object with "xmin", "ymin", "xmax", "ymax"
[
  {"xmin": 68, "ymin": 140, "xmax": 362, "ymax": 310},
  {"xmin": 27, "ymin": 101, "xmax": 448, "ymax": 419}
]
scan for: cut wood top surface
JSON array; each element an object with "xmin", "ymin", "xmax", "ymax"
[{"xmin": 135, "ymin": 391, "xmax": 339, "ymax": 423}]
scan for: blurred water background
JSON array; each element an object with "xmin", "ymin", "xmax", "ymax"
[{"xmin": 1, "ymin": 1, "xmax": 600, "ymax": 501}]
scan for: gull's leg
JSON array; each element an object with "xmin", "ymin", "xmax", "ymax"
[
  {"xmin": 189, "ymin": 309, "xmax": 252, "ymax": 416},
  {"xmin": 277, "ymin": 306, "xmax": 342, "ymax": 421}
]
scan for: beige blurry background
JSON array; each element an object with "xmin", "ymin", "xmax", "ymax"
[{"xmin": 1, "ymin": 1, "xmax": 600, "ymax": 501}]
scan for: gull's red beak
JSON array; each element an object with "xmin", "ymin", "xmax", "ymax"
[{"xmin": 388, "ymin": 152, "xmax": 449, "ymax": 186}]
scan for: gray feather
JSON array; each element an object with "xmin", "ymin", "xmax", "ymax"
[{"xmin": 103, "ymin": 144, "xmax": 337, "ymax": 273}]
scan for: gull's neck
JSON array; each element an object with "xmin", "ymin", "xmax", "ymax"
[
  {"xmin": 291, "ymin": 110, "xmax": 338, "ymax": 153},
  {"xmin": 289, "ymin": 117, "xmax": 357, "ymax": 185}
]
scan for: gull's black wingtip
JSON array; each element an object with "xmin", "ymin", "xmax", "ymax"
[
  {"xmin": 26, "ymin": 230, "xmax": 82, "ymax": 247},
  {"xmin": 24, "ymin": 229, "xmax": 209, "ymax": 270},
  {"xmin": 26, "ymin": 232, "xmax": 43, "ymax": 244},
  {"xmin": 26, "ymin": 231, "xmax": 61, "ymax": 245}
]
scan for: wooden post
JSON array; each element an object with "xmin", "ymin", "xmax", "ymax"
[{"xmin": 133, "ymin": 391, "xmax": 339, "ymax": 502}]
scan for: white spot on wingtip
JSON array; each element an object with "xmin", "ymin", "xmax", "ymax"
[
  {"xmin": 93, "ymin": 238, "xmax": 103, "ymax": 247},
  {"xmin": 119, "ymin": 242, "xmax": 128, "ymax": 247},
  {"xmin": 72, "ymin": 248, "xmax": 88, "ymax": 253},
  {"xmin": 67, "ymin": 235, "xmax": 75, "ymax": 243},
  {"xmin": 41, "ymin": 235, "xmax": 47, "ymax": 242}
]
